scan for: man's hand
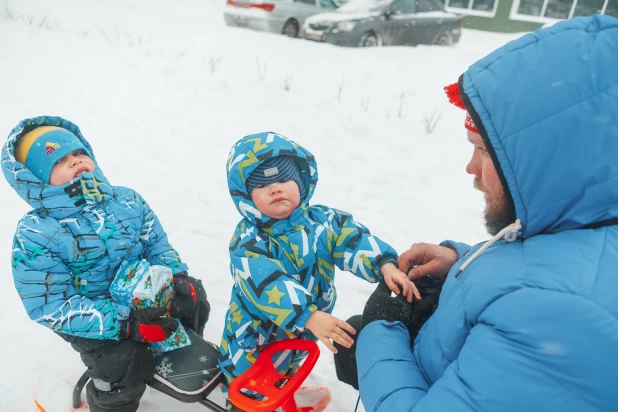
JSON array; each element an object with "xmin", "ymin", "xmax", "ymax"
[
  {"xmin": 398, "ymin": 243, "xmax": 458, "ymax": 280},
  {"xmin": 361, "ymin": 280, "xmax": 413, "ymax": 331},
  {"xmin": 380, "ymin": 262, "xmax": 421, "ymax": 303},
  {"xmin": 126, "ymin": 307, "xmax": 179, "ymax": 343},
  {"xmin": 170, "ymin": 274, "xmax": 210, "ymax": 336},
  {"xmin": 305, "ymin": 311, "xmax": 356, "ymax": 354}
]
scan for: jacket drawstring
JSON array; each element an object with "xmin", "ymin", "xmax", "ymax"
[{"xmin": 454, "ymin": 219, "xmax": 522, "ymax": 278}]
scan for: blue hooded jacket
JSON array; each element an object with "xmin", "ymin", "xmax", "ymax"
[
  {"xmin": 357, "ymin": 15, "xmax": 618, "ymax": 411},
  {"xmin": 218, "ymin": 132, "xmax": 398, "ymax": 384},
  {"xmin": 2, "ymin": 116, "xmax": 188, "ymax": 340}
]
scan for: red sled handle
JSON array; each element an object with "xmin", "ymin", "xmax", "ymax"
[{"xmin": 228, "ymin": 339, "xmax": 320, "ymax": 412}]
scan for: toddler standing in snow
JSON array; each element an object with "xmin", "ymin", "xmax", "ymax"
[
  {"xmin": 219, "ymin": 132, "xmax": 418, "ymax": 404},
  {"xmin": 2, "ymin": 116, "xmax": 210, "ymax": 412}
]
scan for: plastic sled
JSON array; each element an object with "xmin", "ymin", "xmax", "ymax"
[{"xmin": 73, "ymin": 335, "xmax": 327, "ymax": 412}]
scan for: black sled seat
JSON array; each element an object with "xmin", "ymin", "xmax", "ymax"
[{"xmin": 73, "ymin": 329, "xmax": 226, "ymax": 411}]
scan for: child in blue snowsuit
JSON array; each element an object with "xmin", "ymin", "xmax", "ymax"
[
  {"xmin": 2, "ymin": 116, "xmax": 210, "ymax": 412},
  {"xmin": 219, "ymin": 132, "xmax": 418, "ymax": 396}
]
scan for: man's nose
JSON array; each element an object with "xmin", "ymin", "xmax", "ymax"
[{"xmin": 466, "ymin": 157, "xmax": 479, "ymax": 176}]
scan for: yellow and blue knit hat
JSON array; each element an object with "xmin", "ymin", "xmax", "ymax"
[{"xmin": 14, "ymin": 126, "xmax": 91, "ymax": 184}]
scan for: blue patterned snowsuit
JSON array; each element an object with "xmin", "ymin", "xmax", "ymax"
[
  {"xmin": 2, "ymin": 116, "xmax": 188, "ymax": 341},
  {"xmin": 219, "ymin": 132, "xmax": 398, "ymax": 385}
]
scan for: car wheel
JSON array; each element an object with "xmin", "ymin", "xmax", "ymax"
[
  {"xmin": 282, "ymin": 19, "xmax": 299, "ymax": 38},
  {"xmin": 359, "ymin": 31, "xmax": 380, "ymax": 47},
  {"xmin": 436, "ymin": 30, "xmax": 454, "ymax": 46}
]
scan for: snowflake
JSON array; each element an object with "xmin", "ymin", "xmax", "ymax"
[
  {"xmin": 156, "ymin": 361, "xmax": 173, "ymax": 378},
  {"xmin": 199, "ymin": 356, "xmax": 209, "ymax": 363}
]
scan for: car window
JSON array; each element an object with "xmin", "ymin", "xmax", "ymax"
[
  {"xmin": 390, "ymin": 0, "xmax": 414, "ymax": 13},
  {"xmin": 337, "ymin": 0, "xmax": 391, "ymax": 12},
  {"xmin": 414, "ymin": 0, "xmax": 443, "ymax": 12},
  {"xmin": 296, "ymin": 0, "xmax": 317, "ymax": 5}
]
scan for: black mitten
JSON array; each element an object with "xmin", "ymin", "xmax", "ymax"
[
  {"xmin": 124, "ymin": 307, "xmax": 179, "ymax": 343},
  {"xmin": 360, "ymin": 280, "xmax": 414, "ymax": 332},
  {"xmin": 407, "ymin": 276, "xmax": 443, "ymax": 340},
  {"xmin": 170, "ymin": 274, "xmax": 210, "ymax": 336}
]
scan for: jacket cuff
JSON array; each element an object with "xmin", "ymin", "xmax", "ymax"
[
  {"xmin": 439, "ymin": 240, "xmax": 471, "ymax": 260},
  {"xmin": 117, "ymin": 304, "xmax": 132, "ymax": 339},
  {"xmin": 293, "ymin": 304, "xmax": 318, "ymax": 330}
]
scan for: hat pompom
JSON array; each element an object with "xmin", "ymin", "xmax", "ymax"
[{"xmin": 444, "ymin": 82, "xmax": 466, "ymax": 110}]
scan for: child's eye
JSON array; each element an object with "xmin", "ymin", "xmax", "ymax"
[
  {"xmin": 73, "ymin": 150, "xmax": 85, "ymax": 156},
  {"xmin": 256, "ymin": 184, "xmax": 266, "ymax": 189}
]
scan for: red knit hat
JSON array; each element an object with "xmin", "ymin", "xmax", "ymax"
[{"xmin": 444, "ymin": 82, "xmax": 479, "ymax": 134}]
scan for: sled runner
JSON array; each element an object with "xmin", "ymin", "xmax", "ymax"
[{"xmin": 72, "ymin": 333, "xmax": 330, "ymax": 411}]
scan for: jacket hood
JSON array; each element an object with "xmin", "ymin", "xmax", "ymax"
[
  {"xmin": 226, "ymin": 132, "xmax": 317, "ymax": 232},
  {"xmin": 2, "ymin": 116, "xmax": 113, "ymax": 219},
  {"xmin": 460, "ymin": 15, "xmax": 618, "ymax": 239}
]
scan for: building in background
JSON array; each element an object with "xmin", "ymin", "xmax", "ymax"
[{"xmin": 437, "ymin": 0, "xmax": 618, "ymax": 32}]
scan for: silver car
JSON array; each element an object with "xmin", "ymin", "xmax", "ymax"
[{"xmin": 224, "ymin": 0, "xmax": 347, "ymax": 37}]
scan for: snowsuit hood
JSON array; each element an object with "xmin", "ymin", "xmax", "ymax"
[
  {"xmin": 2, "ymin": 116, "xmax": 113, "ymax": 219},
  {"xmin": 460, "ymin": 14, "xmax": 618, "ymax": 239},
  {"xmin": 226, "ymin": 132, "xmax": 317, "ymax": 233}
]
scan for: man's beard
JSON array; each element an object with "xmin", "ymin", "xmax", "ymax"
[{"xmin": 474, "ymin": 178, "xmax": 516, "ymax": 236}]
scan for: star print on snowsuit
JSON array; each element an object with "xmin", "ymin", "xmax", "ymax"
[{"xmin": 218, "ymin": 132, "xmax": 398, "ymax": 386}]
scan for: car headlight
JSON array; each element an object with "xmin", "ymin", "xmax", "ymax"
[{"xmin": 336, "ymin": 21, "xmax": 356, "ymax": 31}]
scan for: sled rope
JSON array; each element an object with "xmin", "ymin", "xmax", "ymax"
[{"xmin": 34, "ymin": 398, "xmax": 46, "ymax": 412}]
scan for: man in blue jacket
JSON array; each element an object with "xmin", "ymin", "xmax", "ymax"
[{"xmin": 357, "ymin": 15, "xmax": 618, "ymax": 411}]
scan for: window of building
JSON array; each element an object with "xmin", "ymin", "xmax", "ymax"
[
  {"xmin": 511, "ymin": 0, "xmax": 617, "ymax": 22},
  {"xmin": 442, "ymin": 0, "xmax": 498, "ymax": 16}
]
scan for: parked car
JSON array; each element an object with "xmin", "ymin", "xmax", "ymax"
[
  {"xmin": 301, "ymin": 0, "xmax": 461, "ymax": 46},
  {"xmin": 224, "ymin": 0, "xmax": 348, "ymax": 38}
]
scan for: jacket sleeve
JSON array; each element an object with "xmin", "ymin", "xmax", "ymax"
[
  {"xmin": 11, "ymin": 216, "xmax": 131, "ymax": 340},
  {"xmin": 230, "ymin": 236, "xmax": 317, "ymax": 332},
  {"xmin": 357, "ymin": 288, "xmax": 618, "ymax": 411},
  {"xmin": 439, "ymin": 240, "xmax": 471, "ymax": 260},
  {"xmin": 318, "ymin": 205, "xmax": 398, "ymax": 282},
  {"xmin": 133, "ymin": 190, "xmax": 188, "ymax": 275}
]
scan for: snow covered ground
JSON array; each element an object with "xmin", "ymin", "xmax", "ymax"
[{"xmin": 0, "ymin": 1, "xmax": 522, "ymax": 410}]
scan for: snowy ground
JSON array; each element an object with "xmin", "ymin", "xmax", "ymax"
[{"xmin": 0, "ymin": 1, "xmax": 522, "ymax": 410}]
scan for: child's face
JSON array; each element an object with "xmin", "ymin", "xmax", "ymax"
[
  {"xmin": 49, "ymin": 150, "xmax": 95, "ymax": 186},
  {"xmin": 250, "ymin": 179, "xmax": 301, "ymax": 220}
]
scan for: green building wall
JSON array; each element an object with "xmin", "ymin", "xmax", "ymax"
[{"xmin": 458, "ymin": 0, "xmax": 545, "ymax": 32}]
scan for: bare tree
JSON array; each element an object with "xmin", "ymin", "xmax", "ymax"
[
  {"xmin": 361, "ymin": 96, "xmax": 371, "ymax": 112},
  {"xmin": 421, "ymin": 109, "xmax": 443, "ymax": 134},
  {"xmin": 397, "ymin": 91, "xmax": 406, "ymax": 119},
  {"xmin": 337, "ymin": 75, "xmax": 346, "ymax": 103},
  {"xmin": 282, "ymin": 72, "xmax": 294, "ymax": 91},
  {"xmin": 256, "ymin": 56, "xmax": 268, "ymax": 81}
]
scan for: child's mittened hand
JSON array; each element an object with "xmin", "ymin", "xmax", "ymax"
[
  {"xmin": 381, "ymin": 263, "xmax": 421, "ymax": 303},
  {"xmin": 305, "ymin": 311, "xmax": 356, "ymax": 354}
]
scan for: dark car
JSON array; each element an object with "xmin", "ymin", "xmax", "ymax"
[{"xmin": 301, "ymin": 0, "xmax": 461, "ymax": 47}]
